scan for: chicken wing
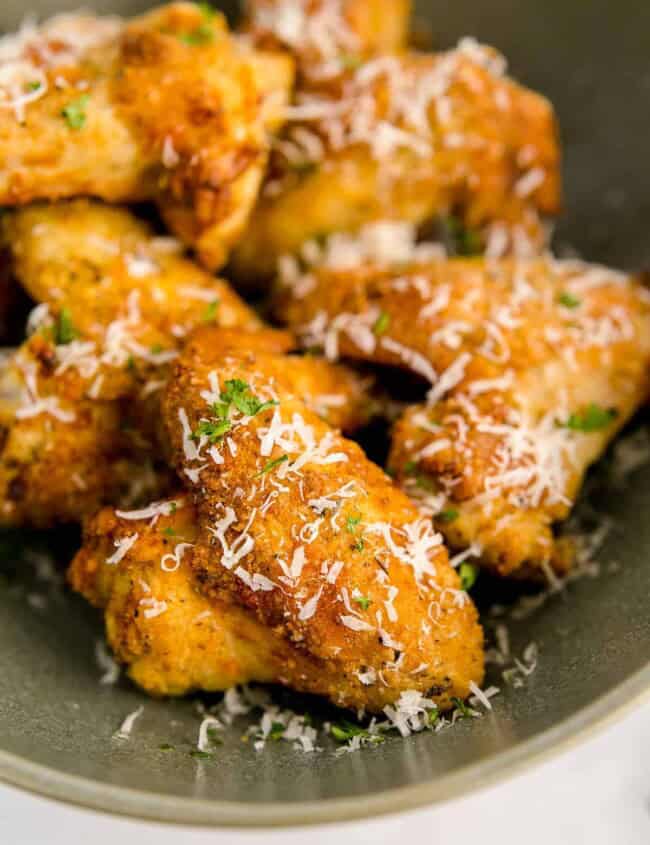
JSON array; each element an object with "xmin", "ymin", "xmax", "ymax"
[
  {"xmin": 242, "ymin": 0, "xmax": 411, "ymax": 83},
  {"xmin": 0, "ymin": 4, "xmax": 294, "ymax": 269},
  {"xmin": 160, "ymin": 327, "xmax": 483, "ymax": 711},
  {"xmin": 277, "ymin": 254, "xmax": 650, "ymax": 577},
  {"xmin": 232, "ymin": 43, "xmax": 560, "ymax": 280}
]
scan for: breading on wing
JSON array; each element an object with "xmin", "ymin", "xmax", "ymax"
[
  {"xmin": 0, "ymin": 4, "xmax": 294, "ymax": 269},
  {"xmin": 2, "ymin": 199, "xmax": 263, "ymax": 401},
  {"xmin": 278, "ymin": 253, "xmax": 650, "ymax": 577},
  {"xmin": 161, "ymin": 327, "xmax": 483, "ymax": 712},
  {"xmin": 232, "ymin": 44, "xmax": 560, "ymax": 280},
  {"xmin": 68, "ymin": 500, "xmax": 302, "ymax": 696},
  {"xmin": 0, "ymin": 199, "xmax": 261, "ymax": 526},
  {"xmin": 242, "ymin": 0, "xmax": 411, "ymax": 83}
]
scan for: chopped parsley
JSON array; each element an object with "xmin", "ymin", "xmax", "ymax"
[
  {"xmin": 345, "ymin": 513, "xmax": 362, "ymax": 534},
  {"xmin": 178, "ymin": 23, "xmax": 214, "ymax": 44},
  {"xmin": 193, "ymin": 418, "xmax": 232, "ymax": 442},
  {"xmin": 54, "ymin": 308, "xmax": 78, "ymax": 344},
  {"xmin": 562, "ymin": 403, "xmax": 618, "ymax": 433},
  {"xmin": 459, "ymin": 561, "xmax": 479, "ymax": 592},
  {"xmin": 61, "ymin": 94, "xmax": 89, "ymax": 130},
  {"xmin": 158, "ymin": 743, "xmax": 175, "ymax": 751},
  {"xmin": 437, "ymin": 508, "xmax": 459, "ymax": 524},
  {"xmin": 330, "ymin": 719, "xmax": 384, "ymax": 745},
  {"xmin": 340, "ymin": 53, "xmax": 363, "ymax": 71},
  {"xmin": 353, "ymin": 595, "xmax": 371, "ymax": 611},
  {"xmin": 427, "ymin": 707, "xmax": 440, "ymax": 728},
  {"xmin": 26, "ymin": 81, "xmax": 41, "ymax": 91},
  {"xmin": 162, "ymin": 527, "xmax": 177, "ymax": 537},
  {"xmin": 451, "ymin": 697, "xmax": 475, "ymax": 719},
  {"xmin": 352, "ymin": 538, "xmax": 365, "ymax": 552},
  {"xmin": 202, "ymin": 299, "xmax": 220, "ymax": 322},
  {"xmin": 557, "ymin": 291, "xmax": 581, "ymax": 309},
  {"xmin": 445, "ymin": 215, "xmax": 483, "ymax": 256},
  {"xmin": 372, "ymin": 311, "xmax": 391, "ymax": 336},
  {"xmin": 268, "ymin": 722, "xmax": 285, "ymax": 741},
  {"xmin": 150, "ymin": 343, "xmax": 163, "ymax": 355},
  {"xmin": 189, "ymin": 750, "xmax": 213, "ymax": 760},
  {"xmin": 403, "ymin": 460, "xmax": 418, "ymax": 476},
  {"xmin": 254, "ymin": 454, "xmax": 288, "ymax": 478},
  {"xmin": 192, "ymin": 379, "xmax": 277, "ymax": 442},
  {"xmin": 206, "ymin": 726, "xmax": 222, "ymax": 745}
]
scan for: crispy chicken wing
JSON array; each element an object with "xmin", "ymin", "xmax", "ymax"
[
  {"xmin": 0, "ymin": 4, "xmax": 294, "ymax": 269},
  {"xmin": 242, "ymin": 0, "xmax": 411, "ymax": 83},
  {"xmin": 233, "ymin": 43, "xmax": 560, "ymax": 280},
  {"xmin": 160, "ymin": 327, "xmax": 483, "ymax": 711},
  {"xmin": 278, "ymin": 254, "xmax": 650, "ymax": 577}
]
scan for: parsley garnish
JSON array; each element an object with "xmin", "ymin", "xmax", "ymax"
[
  {"xmin": 54, "ymin": 308, "xmax": 78, "ymax": 344},
  {"xmin": 202, "ymin": 299, "xmax": 220, "ymax": 322},
  {"xmin": 255, "ymin": 454, "xmax": 288, "ymax": 478},
  {"xmin": 352, "ymin": 538, "xmax": 365, "ymax": 552},
  {"xmin": 372, "ymin": 311, "xmax": 390, "ymax": 336},
  {"xmin": 427, "ymin": 707, "xmax": 440, "ymax": 728},
  {"xmin": 61, "ymin": 94, "xmax": 89, "ymax": 130},
  {"xmin": 330, "ymin": 719, "xmax": 384, "ymax": 745},
  {"xmin": 162, "ymin": 527, "xmax": 177, "ymax": 537},
  {"xmin": 189, "ymin": 750, "xmax": 213, "ymax": 759},
  {"xmin": 193, "ymin": 418, "xmax": 232, "ymax": 442},
  {"xmin": 150, "ymin": 343, "xmax": 163, "ymax": 355},
  {"xmin": 340, "ymin": 53, "xmax": 363, "ymax": 71},
  {"xmin": 159, "ymin": 743, "xmax": 175, "ymax": 751},
  {"xmin": 451, "ymin": 697, "xmax": 473, "ymax": 719},
  {"xmin": 403, "ymin": 460, "xmax": 418, "ymax": 475},
  {"xmin": 179, "ymin": 23, "xmax": 214, "ymax": 44},
  {"xmin": 437, "ymin": 508, "xmax": 459, "ymax": 524},
  {"xmin": 268, "ymin": 722, "xmax": 285, "ymax": 741},
  {"xmin": 459, "ymin": 561, "xmax": 479, "ymax": 591},
  {"xmin": 445, "ymin": 215, "xmax": 483, "ymax": 256},
  {"xmin": 557, "ymin": 291, "xmax": 581, "ymax": 309},
  {"xmin": 192, "ymin": 379, "xmax": 277, "ymax": 442},
  {"xmin": 26, "ymin": 81, "xmax": 41, "ymax": 91},
  {"xmin": 354, "ymin": 595, "xmax": 371, "ymax": 610},
  {"xmin": 345, "ymin": 513, "xmax": 362, "ymax": 534},
  {"xmin": 562, "ymin": 404, "xmax": 618, "ymax": 433}
]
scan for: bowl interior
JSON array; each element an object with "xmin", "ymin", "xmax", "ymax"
[{"xmin": 1, "ymin": 0, "xmax": 650, "ymax": 826}]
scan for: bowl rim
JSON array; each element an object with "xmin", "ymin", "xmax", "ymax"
[{"xmin": 1, "ymin": 661, "xmax": 649, "ymax": 828}]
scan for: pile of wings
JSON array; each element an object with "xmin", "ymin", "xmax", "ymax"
[{"xmin": 0, "ymin": 0, "xmax": 648, "ymax": 715}]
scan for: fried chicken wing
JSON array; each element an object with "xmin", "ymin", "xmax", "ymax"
[
  {"xmin": 160, "ymin": 327, "xmax": 483, "ymax": 711},
  {"xmin": 242, "ymin": 0, "xmax": 411, "ymax": 83},
  {"xmin": 233, "ymin": 43, "xmax": 560, "ymax": 280},
  {"xmin": 0, "ymin": 4, "xmax": 294, "ymax": 269},
  {"xmin": 278, "ymin": 253, "xmax": 650, "ymax": 577},
  {"xmin": 68, "ymin": 499, "xmax": 302, "ymax": 695}
]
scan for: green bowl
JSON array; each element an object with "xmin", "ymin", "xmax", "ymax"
[{"xmin": 1, "ymin": 0, "xmax": 650, "ymax": 827}]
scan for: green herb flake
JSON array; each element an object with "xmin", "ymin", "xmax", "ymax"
[
  {"xmin": 189, "ymin": 750, "xmax": 213, "ymax": 760},
  {"xmin": 340, "ymin": 53, "xmax": 363, "ymax": 71},
  {"xmin": 445, "ymin": 215, "xmax": 483, "ymax": 256},
  {"xmin": 451, "ymin": 697, "xmax": 473, "ymax": 719},
  {"xmin": 345, "ymin": 513, "xmax": 362, "ymax": 534},
  {"xmin": 54, "ymin": 308, "xmax": 78, "ymax": 345},
  {"xmin": 179, "ymin": 23, "xmax": 214, "ymax": 45},
  {"xmin": 372, "ymin": 311, "xmax": 391, "ymax": 336},
  {"xmin": 437, "ymin": 508, "xmax": 459, "ymax": 524},
  {"xmin": 403, "ymin": 460, "xmax": 418, "ymax": 476},
  {"xmin": 330, "ymin": 719, "xmax": 383, "ymax": 745},
  {"xmin": 196, "ymin": 1, "xmax": 215, "ymax": 18},
  {"xmin": 353, "ymin": 595, "xmax": 371, "ymax": 611},
  {"xmin": 254, "ymin": 454, "xmax": 288, "ymax": 478},
  {"xmin": 159, "ymin": 743, "xmax": 175, "ymax": 751},
  {"xmin": 352, "ymin": 538, "xmax": 365, "ymax": 552},
  {"xmin": 162, "ymin": 527, "xmax": 177, "ymax": 537},
  {"xmin": 562, "ymin": 403, "xmax": 618, "ymax": 433},
  {"xmin": 268, "ymin": 722, "xmax": 285, "ymax": 741},
  {"xmin": 202, "ymin": 299, "xmax": 220, "ymax": 322},
  {"xmin": 61, "ymin": 94, "xmax": 89, "ymax": 130},
  {"xmin": 459, "ymin": 561, "xmax": 479, "ymax": 592},
  {"xmin": 150, "ymin": 343, "xmax": 163, "ymax": 355},
  {"xmin": 557, "ymin": 291, "xmax": 581, "ymax": 309},
  {"xmin": 221, "ymin": 378, "xmax": 277, "ymax": 418},
  {"xmin": 26, "ymin": 81, "xmax": 41, "ymax": 91},
  {"xmin": 193, "ymin": 418, "xmax": 232, "ymax": 442},
  {"xmin": 427, "ymin": 707, "xmax": 440, "ymax": 727}
]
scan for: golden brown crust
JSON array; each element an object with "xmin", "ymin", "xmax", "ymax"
[
  {"xmin": 233, "ymin": 46, "xmax": 561, "ymax": 279},
  {"xmin": 161, "ymin": 328, "xmax": 484, "ymax": 711},
  {"xmin": 278, "ymin": 254, "xmax": 650, "ymax": 576},
  {"xmin": 0, "ymin": 4, "xmax": 293, "ymax": 269}
]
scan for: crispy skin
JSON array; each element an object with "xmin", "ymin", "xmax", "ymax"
[
  {"xmin": 2, "ymin": 199, "xmax": 263, "ymax": 400},
  {"xmin": 69, "ymin": 501, "xmax": 307, "ymax": 695},
  {"xmin": 0, "ymin": 199, "xmax": 261, "ymax": 527},
  {"xmin": 0, "ymin": 5, "xmax": 294, "ymax": 269},
  {"xmin": 161, "ymin": 328, "xmax": 483, "ymax": 711},
  {"xmin": 279, "ymin": 254, "xmax": 650, "ymax": 576},
  {"xmin": 233, "ymin": 46, "xmax": 560, "ymax": 280},
  {"xmin": 242, "ymin": 0, "xmax": 411, "ymax": 83},
  {"xmin": 0, "ymin": 345, "xmax": 171, "ymax": 527}
]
